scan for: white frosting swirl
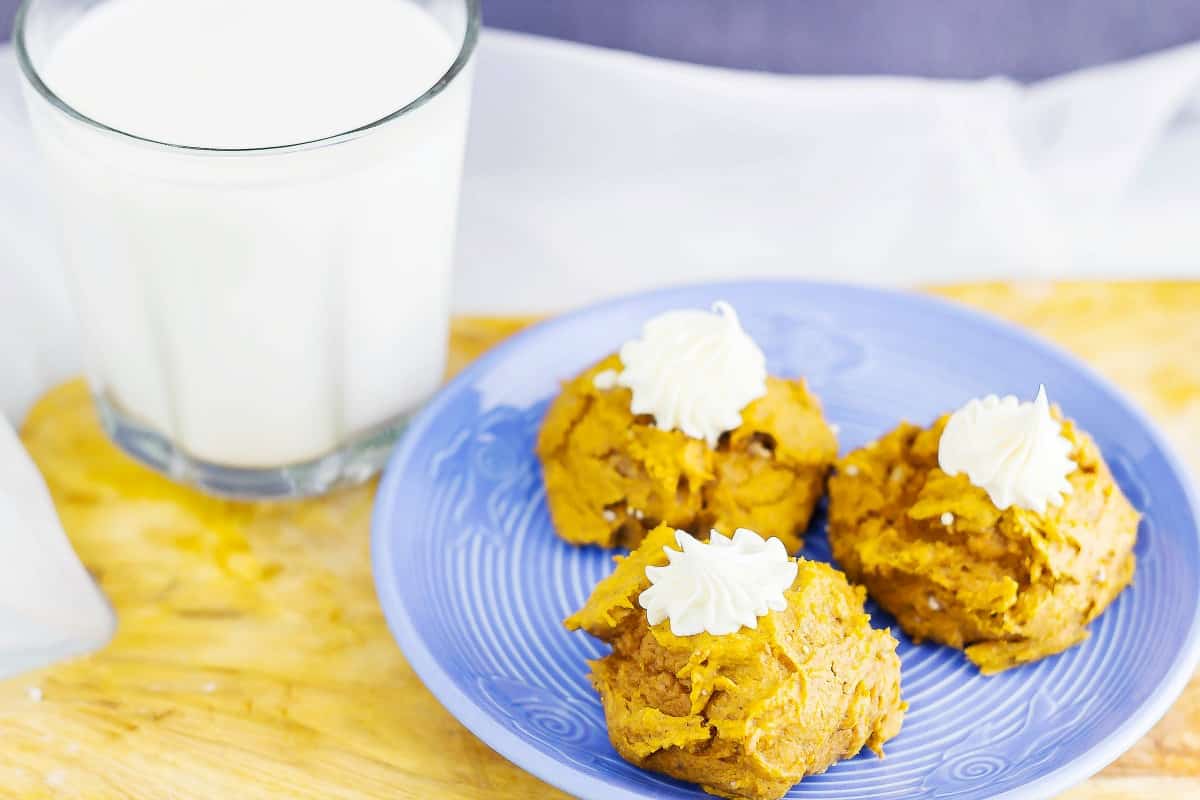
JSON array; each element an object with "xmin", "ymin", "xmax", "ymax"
[
  {"xmin": 602, "ymin": 301, "xmax": 767, "ymax": 446},
  {"xmin": 938, "ymin": 385, "xmax": 1076, "ymax": 513},
  {"xmin": 638, "ymin": 528, "xmax": 798, "ymax": 637}
]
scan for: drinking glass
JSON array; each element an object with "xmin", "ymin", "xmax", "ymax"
[{"xmin": 15, "ymin": 0, "xmax": 479, "ymax": 497}]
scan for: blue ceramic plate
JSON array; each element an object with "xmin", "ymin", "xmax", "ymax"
[{"xmin": 373, "ymin": 281, "xmax": 1200, "ymax": 800}]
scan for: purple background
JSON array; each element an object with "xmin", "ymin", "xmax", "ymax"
[{"xmin": 3, "ymin": 0, "xmax": 1200, "ymax": 79}]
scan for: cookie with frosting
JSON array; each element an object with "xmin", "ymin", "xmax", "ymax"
[
  {"xmin": 827, "ymin": 387, "xmax": 1140, "ymax": 673},
  {"xmin": 565, "ymin": 524, "xmax": 905, "ymax": 800},
  {"xmin": 536, "ymin": 302, "xmax": 837, "ymax": 551}
]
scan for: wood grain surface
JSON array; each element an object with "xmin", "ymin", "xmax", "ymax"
[{"xmin": 2, "ymin": 282, "xmax": 1198, "ymax": 799}]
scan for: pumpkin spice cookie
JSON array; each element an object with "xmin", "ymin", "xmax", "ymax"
[
  {"xmin": 536, "ymin": 302, "xmax": 837, "ymax": 552},
  {"xmin": 565, "ymin": 524, "xmax": 905, "ymax": 800},
  {"xmin": 828, "ymin": 387, "xmax": 1140, "ymax": 674}
]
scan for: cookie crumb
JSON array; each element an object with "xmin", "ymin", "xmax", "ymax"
[
  {"xmin": 592, "ymin": 369, "xmax": 619, "ymax": 390},
  {"xmin": 746, "ymin": 441, "xmax": 772, "ymax": 459}
]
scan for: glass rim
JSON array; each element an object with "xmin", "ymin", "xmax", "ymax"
[{"xmin": 13, "ymin": 0, "xmax": 481, "ymax": 155}]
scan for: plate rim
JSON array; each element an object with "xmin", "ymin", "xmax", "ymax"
[{"xmin": 372, "ymin": 279, "xmax": 1200, "ymax": 800}]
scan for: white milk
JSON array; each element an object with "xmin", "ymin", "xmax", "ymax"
[{"xmin": 23, "ymin": 0, "xmax": 471, "ymax": 469}]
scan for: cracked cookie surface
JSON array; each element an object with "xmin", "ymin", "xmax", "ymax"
[
  {"xmin": 565, "ymin": 524, "xmax": 905, "ymax": 800},
  {"xmin": 537, "ymin": 356, "xmax": 837, "ymax": 552},
  {"xmin": 827, "ymin": 414, "xmax": 1140, "ymax": 674}
]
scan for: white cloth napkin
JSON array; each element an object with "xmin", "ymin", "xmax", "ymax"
[
  {"xmin": 4, "ymin": 31, "xmax": 1200, "ymax": 419},
  {"xmin": 0, "ymin": 418, "xmax": 113, "ymax": 679},
  {"xmin": 454, "ymin": 32, "xmax": 1200, "ymax": 312}
]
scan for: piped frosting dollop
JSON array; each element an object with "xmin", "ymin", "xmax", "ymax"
[
  {"xmin": 597, "ymin": 301, "xmax": 767, "ymax": 446},
  {"xmin": 938, "ymin": 385, "xmax": 1076, "ymax": 513},
  {"xmin": 638, "ymin": 528, "xmax": 797, "ymax": 637}
]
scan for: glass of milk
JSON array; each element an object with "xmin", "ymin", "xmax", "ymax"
[{"xmin": 15, "ymin": 0, "xmax": 478, "ymax": 497}]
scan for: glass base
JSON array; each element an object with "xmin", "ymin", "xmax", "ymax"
[{"xmin": 94, "ymin": 395, "xmax": 409, "ymax": 499}]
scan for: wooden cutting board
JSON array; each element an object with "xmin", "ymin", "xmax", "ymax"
[{"xmin": 2, "ymin": 282, "xmax": 1199, "ymax": 799}]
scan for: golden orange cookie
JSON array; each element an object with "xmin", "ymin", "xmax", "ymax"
[
  {"xmin": 536, "ymin": 356, "xmax": 837, "ymax": 552},
  {"xmin": 827, "ymin": 413, "xmax": 1139, "ymax": 674},
  {"xmin": 565, "ymin": 524, "xmax": 905, "ymax": 800}
]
